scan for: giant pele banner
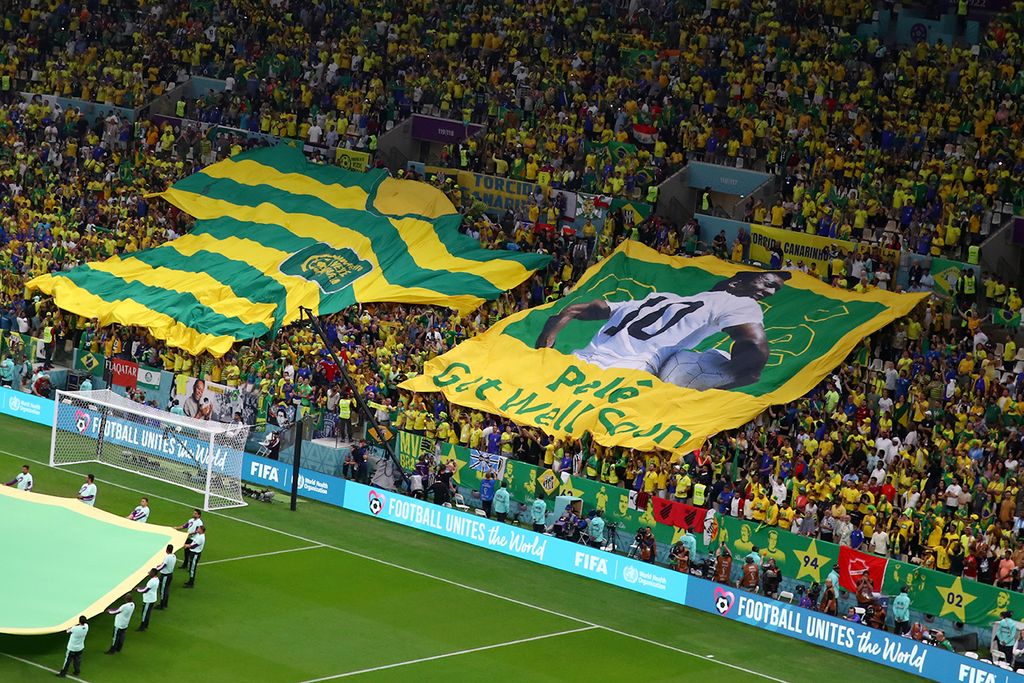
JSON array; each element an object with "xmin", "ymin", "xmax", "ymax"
[{"xmin": 404, "ymin": 241, "xmax": 926, "ymax": 452}]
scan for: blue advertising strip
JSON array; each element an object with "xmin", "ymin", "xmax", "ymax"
[
  {"xmin": 341, "ymin": 480, "xmax": 687, "ymax": 602},
  {"xmin": 241, "ymin": 453, "xmax": 346, "ymax": 508},
  {"xmin": 0, "ymin": 387, "xmax": 54, "ymax": 426},
  {"xmin": 685, "ymin": 577, "xmax": 1014, "ymax": 683}
]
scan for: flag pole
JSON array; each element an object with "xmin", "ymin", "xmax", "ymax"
[{"xmin": 298, "ymin": 307, "xmax": 409, "ymax": 489}]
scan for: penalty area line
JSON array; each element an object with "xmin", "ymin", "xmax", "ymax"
[
  {"xmin": 296, "ymin": 626, "xmax": 598, "ymax": 681},
  {"xmin": 202, "ymin": 544, "xmax": 325, "ymax": 566}
]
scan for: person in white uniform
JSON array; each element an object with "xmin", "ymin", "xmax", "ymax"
[
  {"xmin": 176, "ymin": 509, "xmax": 203, "ymax": 571},
  {"xmin": 77, "ymin": 473, "xmax": 97, "ymax": 506},
  {"xmin": 136, "ymin": 569, "xmax": 160, "ymax": 631},
  {"xmin": 535, "ymin": 270, "xmax": 790, "ymax": 390},
  {"xmin": 105, "ymin": 593, "xmax": 135, "ymax": 654},
  {"xmin": 57, "ymin": 616, "xmax": 88, "ymax": 677},
  {"xmin": 127, "ymin": 497, "xmax": 150, "ymax": 523},
  {"xmin": 4, "ymin": 464, "xmax": 32, "ymax": 491},
  {"xmin": 156, "ymin": 544, "xmax": 176, "ymax": 609},
  {"xmin": 183, "ymin": 526, "xmax": 206, "ymax": 588}
]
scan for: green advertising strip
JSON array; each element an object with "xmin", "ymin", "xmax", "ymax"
[
  {"xmin": 717, "ymin": 516, "xmax": 1022, "ymax": 627},
  {"xmin": 717, "ymin": 515, "xmax": 840, "ymax": 586},
  {"xmin": 394, "ymin": 430, "xmax": 701, "ymax": 549},
  {"xmin": 881, "ymin": 555, "xmax": 1024, "ymax": 626},
  {"xmin": 74, "ymin": 350, "xmax": 106, "ymax": 376}
]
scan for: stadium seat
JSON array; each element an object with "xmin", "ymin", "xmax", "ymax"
[
  {"xmin": 854, "ymin": 607, "xmax": 866, "ymax": 616},
  {"xmin": 779, "ymin": 591, "xmax": 795, "ymax": 604},
  {"xmin": 965, "ymin": 652, "xmax": 979, "ymax": 659}
]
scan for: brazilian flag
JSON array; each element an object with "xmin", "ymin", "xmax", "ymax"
[
  {"xmin": 993, "ymin": 309, "xmax": 1021, "ymax": 329},
  {"xmin": 30, "ymin": 146, "xmax": 549, "ymax": 356}
]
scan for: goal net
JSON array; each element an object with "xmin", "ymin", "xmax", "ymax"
[{"xmin": 51, "ymin": 389, "xmax": 249, "ymax": 510}]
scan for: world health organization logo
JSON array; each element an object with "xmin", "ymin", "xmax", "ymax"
[
  {"xmin": 8, "ymin": 396, "xmax": 21, "ymax": 413},
  {"xmin": 622, "ymin": 565, "xmax": 639, "ymax": 584},
  {"xmin": 280, "ymin": 245, "xmax": 372, "ymax": 294}
]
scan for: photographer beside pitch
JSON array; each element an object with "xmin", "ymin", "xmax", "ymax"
[{"xmin": 535, "ymin": 271, "xmax": 790, "ymax": 391}]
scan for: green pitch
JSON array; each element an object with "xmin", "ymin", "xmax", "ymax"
[
  {"xmin": 0, "ymin": 486, "xmax": 183, "ymax": 634},
  {"xmin": 0, "ymin": 415, "xmax": 921, "ymax": 682}
]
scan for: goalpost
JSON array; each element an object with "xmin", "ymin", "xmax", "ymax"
[{"xmin": 50, "ymin": 389, "xmax": 250, "ymax": 511}]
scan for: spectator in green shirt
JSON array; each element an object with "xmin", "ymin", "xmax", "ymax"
[
  {"xmin": 0, "ymin": 356, "xmax": 12, "ymax": 387},
  {"xmin": 892, "ymin": 586, "xmax": 911, "ymax": 636},
  {"xmin": 531, "ymin": 494, "xmax": 547, "ymax": 533},
  {"xmin": 588, "ymin": 510, "xmax": 606, "ymax": 548},
  {"xmin": 995, "ymin": 611, "xmax": 1019, "ymax": 662},
  {"xmin": 492, "ymin": 481, "xmax": 510, "ymax": 523}
]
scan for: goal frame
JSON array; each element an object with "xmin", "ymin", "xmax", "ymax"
[{"xmin": 50, "ymin": 389, "xmax": 247, "ymax": 511}]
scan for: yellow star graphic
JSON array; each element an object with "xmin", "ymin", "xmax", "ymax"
[
  {"xmin": 558, "ymin": 475, "xmax": 583, "ymax": 498},
  {"xmin": 791, "ymin": 539, "xmax": 829, "ymax": 582},
  {"xmin": 936, "ymin": 577, "xmax": 977, "ymax": 622},
  {"xmin": 440, "ymin": 451, "xmax": 461, "ymax": 486},
  {"xmin": 639, "ymin": 502, "xmax": 656, "ymax": 527},
  {"xmin": 672, "ymin": 526, "xmax": 692, "ymax": 545}
]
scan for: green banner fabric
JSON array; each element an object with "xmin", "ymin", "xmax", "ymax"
[
  {"xmin": 420, "ymin": 437, "xmax": 701, "ymax": 549},
  {"xmin": 74, "ymin": 351, "xmax": 105, "ymax": 376},
  {"xmin": 405, "ymin": 242, "xmax": 927, "ymax": 453},
  {"xmin": 992, "ymin": 308, "xmax": 1021, "ymax": 329},
  {"xmin": 609, "ymin": 198, "xmax": 653, "ymax": 223},
  {"xmin": 717, "ymin": 516, "xmax": 1020, "ymax": 627},
  {"xmin": 717, "ymin": 516, "xmax": 840, "ymax": 586},
  {"xmin": 395, "ymin": 430, "xmax": 425, "ymax": 473},
  {"xmin": 929, "ymin": 257, "xmax": 978, "ymax": 298},
  {"xmin": 882, "ymin": 559, "xmax": 1024, "ymax": 625},
  {"xmin": 30, "ymin": 146, "xmax": 550, "ymax": 357}
]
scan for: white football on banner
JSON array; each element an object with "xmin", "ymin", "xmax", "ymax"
[{"xmin": 659, "ymin": 349, "xmax": 736, "ymax": 390}]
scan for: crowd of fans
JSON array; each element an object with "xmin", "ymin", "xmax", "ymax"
[
  {"xmin": 4, "ymin": 0, "xmax": 1024, "ymax": 656},
  {"xmin": 8, "ymin": 0, "xmax": 1023, "ymax": 247}
]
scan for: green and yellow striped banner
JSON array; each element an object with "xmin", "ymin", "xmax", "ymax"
[{"xmin": 29, "ymin": 146, "xmax": 549, "ymax": 356}]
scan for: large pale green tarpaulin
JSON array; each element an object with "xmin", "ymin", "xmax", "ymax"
[
  {"xmin": 716, "ymin": 516, "xmax": 1024, "ymax": 627},
  {"xmin": 29, "ymin": 145, "xmax": 549, "ymax": 357},
  {"xmin": 394, "ymin": 430, "xmax": 705, "ymax": 550},
  {"xmin": 0, "ymin": 486, "xmax": 186, "ymax": 634}
]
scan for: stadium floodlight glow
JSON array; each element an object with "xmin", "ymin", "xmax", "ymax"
[{"xmin": 50, "ymin": 389, "xmax": 249, "ymax": 510}]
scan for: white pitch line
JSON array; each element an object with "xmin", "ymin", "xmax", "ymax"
[
  {"xmin": 298, "ymin": 626, "xmax": 598, "ymax": 682},
  {"xmin": 2, "ymin": 450, "xmax": 788, "ymax": 683},
  {"xmin": 0, "ymin": 652, "xmax": 91, "ymax": 682},
  {"xmin": 203, "ymin": 544, "xmax": 324, "ymax": 566}
]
